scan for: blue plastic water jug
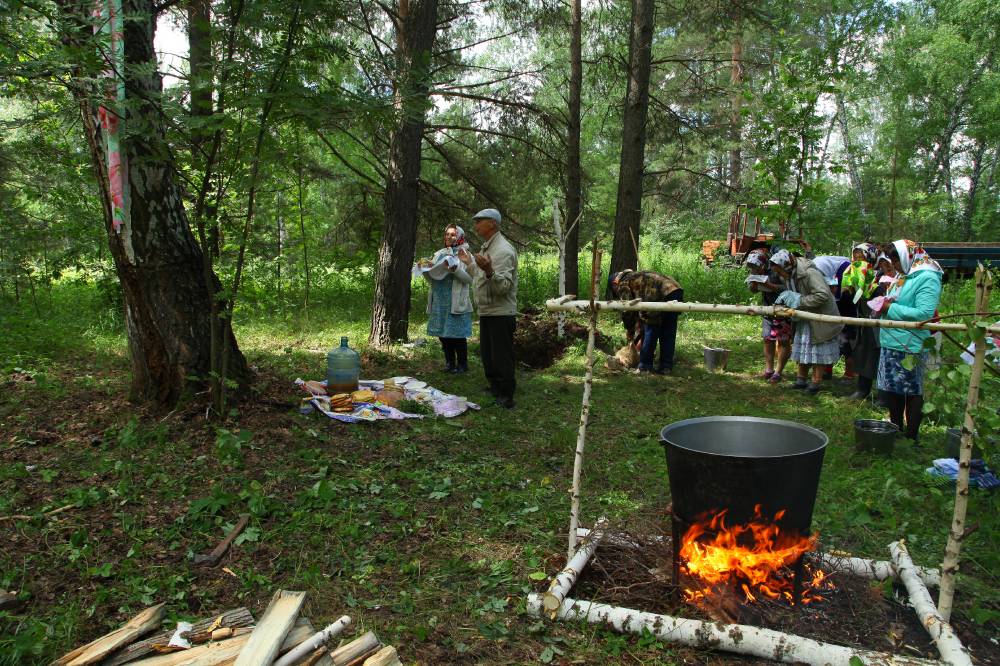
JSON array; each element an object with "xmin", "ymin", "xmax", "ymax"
[{"xmin": 327, "ymin": 337, "xmax": 360, "ymax": 393}]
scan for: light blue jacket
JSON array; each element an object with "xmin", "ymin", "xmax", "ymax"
[{"xmin": 880, "ymin": 269, "xmax": 943, "ymax": 353}]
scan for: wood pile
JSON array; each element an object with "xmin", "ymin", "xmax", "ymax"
[{"xmin": 51, "ymin": 590, "xmax": 400, "ymax": 666}]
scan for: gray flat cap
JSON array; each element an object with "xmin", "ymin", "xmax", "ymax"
[{"xmin": 472, "ymin": 208, "xmax": 502, "ymax": 224}]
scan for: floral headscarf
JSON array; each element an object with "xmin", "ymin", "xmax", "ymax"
[
  {"xmin": 448, "ymin": 224, "xmax": 466, "ymax": 247},
  {"xmin": 745, "ymin": 248, "xmax": 769, "ymax": 269},
  {"xmin": 768, "ymin": 249, "xmax": 794, "ymax": 270},
  {"xmin": 892, "ymin": 239, "xmax": 942, "ymax": 275}
]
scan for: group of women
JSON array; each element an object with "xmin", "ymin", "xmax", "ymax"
[{"xmin": 746, "ymin": 240, "xmax": 944, "ymax": 443}]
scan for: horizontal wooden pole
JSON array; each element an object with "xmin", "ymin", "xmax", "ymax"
[{"xmin": 544, "ymin": 299, "xmax": 1000, "ymax": 335}]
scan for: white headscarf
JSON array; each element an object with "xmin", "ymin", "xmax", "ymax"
[
  {"xmin": 769, "ymin": 249, "xmax": 794, "ymax": 270},
  {"xmin": 745, "ymin": 248, "xmax": 769, "ymax": 269}
]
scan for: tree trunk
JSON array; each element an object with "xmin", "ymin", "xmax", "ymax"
[
  {"xmin": 729, "ymin": 15, "xmax": 743, "ymax": 194},
  {"xmin": 835, "ymin": 93, "xmax": 865, "ymax": 214},
  {"xmin": 68, "ymin": 0, "xmax": 249, "ymax": 407},
  {"xmin": 961, "ymin": 140, "xmax": 985, "ymax": 241},
  {"xmin": 564, "ymin": 0, "xmax": 583, "ymax": 296},
  {"xmin": 608, "ymin": 0, "xmax": 654, "ymax": 288},
  {"xmin": 370, "ymin": 0, "xmax": 439, "ymax": 346}
]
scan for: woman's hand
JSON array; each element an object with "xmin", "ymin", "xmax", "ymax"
[{"xmin": 457, "ymin": 248, "xmax": 473, "ymax": 266}]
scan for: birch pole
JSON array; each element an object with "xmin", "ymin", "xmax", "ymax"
[
  {"xmin": 567, "ymin": 238, "xmax": 602, "ymax": 560},
  {"xmin": 545, "ymin": 299, "xmax": 1000, "ymax": 336},
  {"xmin": 938, "ymin": 266, "xmax": 993, "ymax": 622},
  {"xmin": 554, "ymin": 198, "xmax": 566, "ymax": 339}
]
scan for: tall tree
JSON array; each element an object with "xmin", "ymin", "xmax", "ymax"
[
  {"xmin": 61, "ymin": 0, "xmax": 250, "ymax": 406},
  {"xmin": 609, "ymin": 0, "xmax": 654, "ymax": 282},
  {"xmin": 729, "ymin": 8, "xmax": 744, "ymax": 194},
  {"xmin": 370, "ymin": 0, "xmax": 440, "ymax": 346},
  {"xmin": 564, "ymin": 0, "xmax": 583, "ymax": 296}
]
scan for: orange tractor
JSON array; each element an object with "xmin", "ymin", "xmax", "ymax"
[{"xmin": 702, "ymin": 202, "xmax": 808, "ymax": 266}]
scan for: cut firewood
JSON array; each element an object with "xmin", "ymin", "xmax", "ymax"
[
  {"xmin": 104, "ymin": 607, "xmax": 255, "ymax": 666},
  {"xmin": 233, "ymin": 590, "xmax": 307, "ymax": 666},
  {"xmin": 361, "ymin": 646, "xmax": 401, "ymax": 666},
  {"xmin": 193, "ymin": 515, "xmax": 250, "ymax": 567},
  {"xmin": 301, "ymin": 647, "xmax": 334, "ymax": 666},
  {"xmin": 0, "ymin": 590, "xmax": 24, "ymax": 612},
  {"xmin": 130, "ymin": 619, "xmax": 313, "ymax": 666},
  {"xmin": 51, "ymin": 603, "xmax": 165, "ymax": 666},
  {"xmin": 330, "ymin": 631, "xmax": 381, "ymax": 666},
  {"xmin": 273, "ymin": 616, "xmax": 351, "ymax": 666}
]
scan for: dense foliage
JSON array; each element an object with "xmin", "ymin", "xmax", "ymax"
[{"xmin": 2, "ymin": 0, "xmax": 997, "ymax": 306}]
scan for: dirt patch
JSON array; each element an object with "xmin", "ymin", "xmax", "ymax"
[
  {"xmin": 514, "ymin": 309, "xmax": 615, "ymax": 370},
  {"xmin": 569, "ymin": 528, "xmax": 1000, "ymax": 665}
]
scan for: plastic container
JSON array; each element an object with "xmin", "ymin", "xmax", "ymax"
[
  {"xmin": 702, "ymin": 346, "xmax": 730, "ymax": 372},
  {"xmin": 854, "ymin": 419, "xmax": 898, "ymax": 455},
  {"xmin": 944, "ymin": 427, "xmax": 983, "ymax": 459},
  {"xmin": 326, "ymin": 337, "xmax": 360, "ymax": 393}
]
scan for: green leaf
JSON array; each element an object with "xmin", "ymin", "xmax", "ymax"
[
  {"xmin": 850, "ymin": 655, "xmax": 867, "ymax": 666},
  {"xmin": 900, "ymin": 354, "xmax": 917, "ymax": 371},
  {"xmin": 528, "ymin": 571, "xmax": 547, "ymax": 581},
  {"xmin": 539, "ymin": 647, "xmax": 555, "ymax": 663}
]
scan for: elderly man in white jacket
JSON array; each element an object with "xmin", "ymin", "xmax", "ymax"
[{"xmin": 458, "ymin": 208, "xmax": 519, "ymax": 409}]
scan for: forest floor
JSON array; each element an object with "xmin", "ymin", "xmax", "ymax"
[{"xmin": 1, "ymin": 285, "xmax": 999, "ymax": 664}]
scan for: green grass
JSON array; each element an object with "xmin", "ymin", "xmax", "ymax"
[{"xmin": 0, "ymin": 254, "xmax": 998, "ymax": 664}]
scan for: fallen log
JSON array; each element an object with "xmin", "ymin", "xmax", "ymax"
[
  {"xmin": 544, "ymin": 518, "xmax": 607, "ymax": 613},
  {"xmin": 528, "ymin": 594, "xmax": 943, "ymax": 666},
  {"xmin": 52, "ymin": 603, "xmax": 165, "ymax": 666},
  {"xmin": 815, "ymin": 552, "xmax": 940, "ymax": 587},
  {"xmin": 889, "ymin": 541, "xmax": 972, "ymax": 666},
  {"xmin": 104, "ymin": 607, "xmax": 255, "ymax": 666}
]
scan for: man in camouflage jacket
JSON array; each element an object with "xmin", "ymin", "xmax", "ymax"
[{"xmin": 611, "ymin": 270, "xmax": 684, "ymax": 374}]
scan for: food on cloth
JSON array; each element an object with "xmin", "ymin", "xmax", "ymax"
[
  {"xmin": 376, "ymin": 385, "xmax": 405, "ymax": 407},
  {"xmin": 351, "ymin": 389, "xmax": 376, "ymax": 403},
  {"xmin": 303, "ymin": 380, "xmax": 327, "ymax": 395}
]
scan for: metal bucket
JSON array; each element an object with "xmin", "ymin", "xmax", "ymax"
[
  {"xmin": 702, "ymin": 346, "xmax": 730, "ymax": 372},
  {"xmin": 661, "ymin": 416, "xmax": 828, "ymax": 535},
  {"xmin": 854, "ymin": 419, "xmax": 898, "ymax": 455}
]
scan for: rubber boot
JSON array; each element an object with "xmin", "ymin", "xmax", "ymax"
[
  {"xmin": 441, "ymin": 338, "xmax": 456, "ymax": 372},
  {"xmin": 904, "ymin": 395, "xmax": 924, "ymax": 443},
  {"xmin": 455, "ymin": 339, "xmax": 469, "ymax": 373}
]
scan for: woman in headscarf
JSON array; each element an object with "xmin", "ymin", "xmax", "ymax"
[
  {"xmin": 873, "ymin": 240, "xmax": 943, "ymax": 442},
  {"xmin": 768, "ymin": 249, "xmax": 845, "ymax": 394},
  {"xmin": 423, "ymin": 224, "xmax": 474, "ymax": 373},
  {"xmin": 745, "ymin": 248, "xmax": 792, "ymax": 383},
  {"xmin": 842, "ymin": 242, "xmax": 882, "ymax": 400}
]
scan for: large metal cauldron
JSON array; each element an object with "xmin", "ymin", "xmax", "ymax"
[{"xmin": 660, "ymin": 416, "xmax": 828, "ymax": 536}]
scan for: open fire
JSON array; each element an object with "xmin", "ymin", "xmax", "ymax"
[{"xmin": 679, "ymin": 504, "xmax": 832, "ymax": 605}]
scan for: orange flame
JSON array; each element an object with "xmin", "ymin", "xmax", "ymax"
[{"xmin": 679, "ymin": 504, "xmax": 832, "ymax": 605}]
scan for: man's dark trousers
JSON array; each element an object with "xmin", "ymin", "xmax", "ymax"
[{"xmin": 479, "ymin": 315, "xmax": 516, "ymax": 399}]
